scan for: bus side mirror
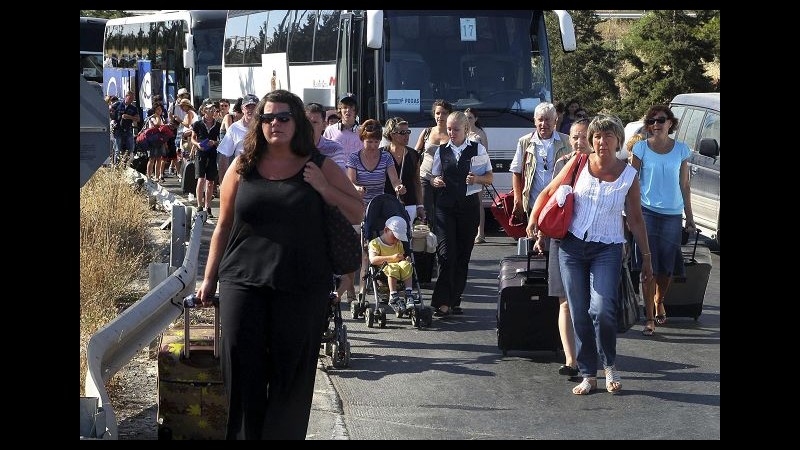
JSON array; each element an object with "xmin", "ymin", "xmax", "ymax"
[
  {"xmin": 553, "ymin": 10, "xmax": 576, "ymax": 52},
  {"xmin": 366, "ymin": 10, "xmax": 383, "ymax": 49},
  {"xmin": 183, "ymin": 34, "xmax": 195, "ymax": 70}
]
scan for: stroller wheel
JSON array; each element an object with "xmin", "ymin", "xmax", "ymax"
[
  {"xmin": 324, "ymin": 341, "xmax": 333, "ymax": 356},
  {"xmin": 332, "ymin": 342, "xmax": 350, "ymax": 368},
  {"xmin": 421, "ymin": 307, "xmax": 433, "ymax": 327},
  {"xmin": 365, "ymin": 308, "xmax": 374, "ymax": 328},
  {"xmin": 350, "ymin": 301, "xmax": 360, "ymax": 319},
  {"xmin": 410, "ymin": 313, "xmax": 419, "ymax": 328},
  {"xmin": 377, "ymin": 307, "xmax": 387, "ymax": 328}
]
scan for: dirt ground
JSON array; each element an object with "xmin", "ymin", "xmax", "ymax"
[{"xmin": 106, "ymin": 206, "xmax": 171, "ymax": 440}]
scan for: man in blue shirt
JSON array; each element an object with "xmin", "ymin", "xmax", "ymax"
[{"xmin": 112, "ymin": 91, "xmax": 140, "ymax": 163}]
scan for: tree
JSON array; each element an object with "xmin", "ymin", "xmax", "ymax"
[
  {"xmin": 546, "ymin": 11, "xmax": 621, "ymax": 118},
  {"xmin": 618, "ymin": 10, "xmax": 715, "ymax": 122},
  {"xmin": 80, "ymin": 10, "xmax": 130, "ymax": 19}
]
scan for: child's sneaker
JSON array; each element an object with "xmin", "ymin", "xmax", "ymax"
[
  {"xmin": 405, "ymin": 292, "xmax": 420, "ymax": 308},
  {"xmin": 389, "ymin": 294, "xmax": 406, "ymax": 315}
]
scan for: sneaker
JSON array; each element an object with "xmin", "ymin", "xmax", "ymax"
[
  {"xmin": 405, "ymin": 292, "xmax": 420, "ymax": 306},
  {"xmin": 389, "ymin": 295, "xmax": 405, "ymax": 314}
]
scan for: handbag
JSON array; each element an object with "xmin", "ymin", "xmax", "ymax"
[
  {"xmin": 486, "ymin": 184, "xmax": 528, "ymax": 239},
  {"xmin": 617, "ymin": 261, "xmax": 642, "ymax": 333},
  {"xmin": 311, "ymin": 152, "xmax": 362, "ymax": 274},
  {"xmin": 537, "ymin": 153, "xmax": 588, "ymax": 239}
]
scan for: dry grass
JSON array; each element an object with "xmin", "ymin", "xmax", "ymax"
[{"xmin": 80, "ymin": 168, "xmax": 154, "ymax": 395}]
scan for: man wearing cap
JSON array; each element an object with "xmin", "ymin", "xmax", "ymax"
[
  {"xmin": 368, "ymin": 215, "xmax": 418, "ymax": 314},
  {"xmin": 323, "ymin": 96, "xmax": 362, "ymax": 164},
  {"xmin": 191, "ymin": 102, "xmax": 222, "ymax": 216},
  {"xmin": 217, "ymin": 93, "xmax": 259, "ymax": 183}
]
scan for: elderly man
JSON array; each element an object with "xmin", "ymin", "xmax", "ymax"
[{"xmin": 510, "ymin": 102, "xmax": 572, "ymax": 220}]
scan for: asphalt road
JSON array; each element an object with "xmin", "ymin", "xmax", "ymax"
[
  {"xmin": 157, "ymin": 172, "xmax": 720, "ymax": 440},
  {"xmin": 308, "ymin": 231, "xmax": 720, "ymax": 440}
]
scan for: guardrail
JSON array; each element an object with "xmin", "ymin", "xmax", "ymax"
[{"xmin": 81, "ymin": 207, "xmax": 207, "ymax": 439}]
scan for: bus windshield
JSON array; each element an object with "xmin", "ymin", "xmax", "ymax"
[{"xmin": 382, "ymin": 10, "xmax": 551, "ymax": 129}]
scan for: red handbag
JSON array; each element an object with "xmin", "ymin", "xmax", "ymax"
[
  {"xmin": 537, "ymin": 153, "xmax": 588, "ymax": 239},
  {"xmin": 486, "ymin": 184, "xmax": 528, "ymax": 239}
]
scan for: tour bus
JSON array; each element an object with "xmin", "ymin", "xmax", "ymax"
[
  {"xmin": 81, "ymin": 17, "xmax": 108, "ymax": 83},
  {"xmin": 221, "ymin": 10, "xmax": 576, "ymax": 199},
  {"xmin": 103, "ymin": 10, "xmax": 226, "ymax": 114}
]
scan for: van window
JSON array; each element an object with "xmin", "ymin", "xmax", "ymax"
[
  {"xmin": 680, "ymin": 108, "xmax": 705, "ymax": 151},
  {"xmin": 699, "ymin": 112, "xmax": 720, "ymax": 152},
  {"xmin": 670, "ymin": 105, "xmax": 686, "ymax": 130}
]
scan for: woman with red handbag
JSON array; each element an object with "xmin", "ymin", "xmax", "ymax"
[{"xmin": 527, "ymin": 115, "xmax": 652, "ymax": 396}]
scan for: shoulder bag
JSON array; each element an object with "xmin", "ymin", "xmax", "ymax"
[
  {"xmin": 537, "ymin": 153, "xmax": 588, "ymax": 239},
  {"xmin": 311, "ymin": 153, "xmax": 362, "ymax": 275}
]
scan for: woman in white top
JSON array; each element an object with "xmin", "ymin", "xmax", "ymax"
[{"xmin": 527, "ymin": 115, "xmax": 652, "ymax": 396}]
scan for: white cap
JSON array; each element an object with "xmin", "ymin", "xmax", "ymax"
[
  {"xmin": 177, "ymin": 88, "xmax": 189, "ymax": 96},
  {"xmin": 385, "ymin": 216, "xmax": 408, "ymax": 242}
]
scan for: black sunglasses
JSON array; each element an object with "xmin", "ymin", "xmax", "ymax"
[
  {"xmin": 260, "ymin": 112, "xmax": 293, "ymax": 124},
  {"xmin": 363, "ymin": 124, "xmax": 381, "ymax": 132},
  {"xmin": 392, "ymin": 130, "xmax": 412, "ymax": 135},
  {"xmin": 645, "ymin": 117, "xmax": 668, "ymax": 125}
]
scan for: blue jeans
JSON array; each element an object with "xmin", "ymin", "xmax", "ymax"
[{"xmin": 559, "ymin": 233, "xmax": 623, "ymax": 378}]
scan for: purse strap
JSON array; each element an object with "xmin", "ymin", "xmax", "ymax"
[{"xmin": 568, "ymin": 153, "xmax": 589, "ymax": 188}]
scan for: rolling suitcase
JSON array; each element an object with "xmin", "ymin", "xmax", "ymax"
[
  {"xmin": 663, "ymin": 230, "xmax": 712, "ymax": 321},
  {"xmin": 181, "ymin": 160, "xmax": 197, "ymax": 194},
  {"xmin": 157, "ymin": 295, "xmax": 227, "ymax": 440},
  {"xmin": 497, "ymin": 245, "xmax": 561, "ymax": 356}
]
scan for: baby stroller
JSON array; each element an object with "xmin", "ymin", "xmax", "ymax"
[
  {"xmin": 350, "ymin": 194, "xmax": 434, "ymax": 329},
  {"xmin": 321, "ymin": 276, "xmax": 351, "ymax": 368}
]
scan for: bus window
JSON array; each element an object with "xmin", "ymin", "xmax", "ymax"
[
  {"xmin": 243, "ymin": 11, "xmax": 268, "ymax": 65},
  {"xmin": 288, "ymin": 10, "xmax": 314, "ymax": 63},
  {"xmin": 224, "ymin": 14, "xmax": 247, "ymax": 65}
]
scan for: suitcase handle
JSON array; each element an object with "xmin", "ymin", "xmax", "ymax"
[
  {"xmin": 523, "ymin": 237, "xmax": 548, "ymax": 283},
  {"xmin": 182, "ymin": 294, "xmax": 220, "ymax": 359},
  {"xmin": 687, "ymin": 229, "xmax": 702, "ymax": 261}
]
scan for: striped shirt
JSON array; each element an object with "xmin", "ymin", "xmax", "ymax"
[
  {"xmin": 346, "ymin": 150, "xmax": 394, "ymax": 206},
  {"xmin": 569, "ymin": 163, "xmax": 637, "ymax": 244}
]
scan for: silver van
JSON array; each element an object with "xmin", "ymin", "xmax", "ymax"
[{"xmin": 669, "ymin": 93, "xmax": 720, "ymax": 246}]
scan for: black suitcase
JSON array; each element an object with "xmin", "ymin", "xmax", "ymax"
[
  {"xmin": 497, "ymin": 249, "xmax": 561, "ymax": 356},
  {"xmin": 181, "ymin": 160, "xmax": 197, "ymax": 194},
  {"xmin": 663, "ymin": 230, "xmax": 712, "ymax": 321},
  {"xmin": 413, "ymin": 251, "xmax": 435, "ymax": 284}
]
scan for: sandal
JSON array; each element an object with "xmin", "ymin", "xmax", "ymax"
[
  {"xmin": 655, "ymin": 299, "xmax": 667, "ymax": 325},
  {"xmin": 642, "ymin": 319, "xmax": 655, "ymax": 336},
  {"xmin": 604, "ymin": 366, "xmax": 622, "ymax": 394},
  {"xmin": 572, "ymin": 377, "xmax": 596, "ymax": 395}
]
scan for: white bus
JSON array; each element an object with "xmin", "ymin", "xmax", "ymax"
[
  {"xmin": 221, "ymin": 10, "xmax": 576, "ymax": 198},
  {"xmin": 103, "ymin": 10, "xmax": 226, "ymax": 112}
]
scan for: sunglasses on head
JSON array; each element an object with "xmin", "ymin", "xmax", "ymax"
[
  {"xmin": 260, "ymin": 112, "xmax": 293, "ymax": 124},
  {"xmin": 645, "ymin": 117, "xmax": 668, "ymax": 125},
  {"xmin": 363, "ymin": 124, "xmax": 381, "ymax": 132},
  {"xmin": 392, "ymin": 130, "xmax": 412, "ymax": 135}
]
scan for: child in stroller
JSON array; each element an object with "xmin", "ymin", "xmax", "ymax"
[
  {"xmin": 368, "ymin": 216, "xmax": 418, "ymax": 314},
  {"xmin": 351, "ymin": 194, "xmax": 433, "ymax": 328}
]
